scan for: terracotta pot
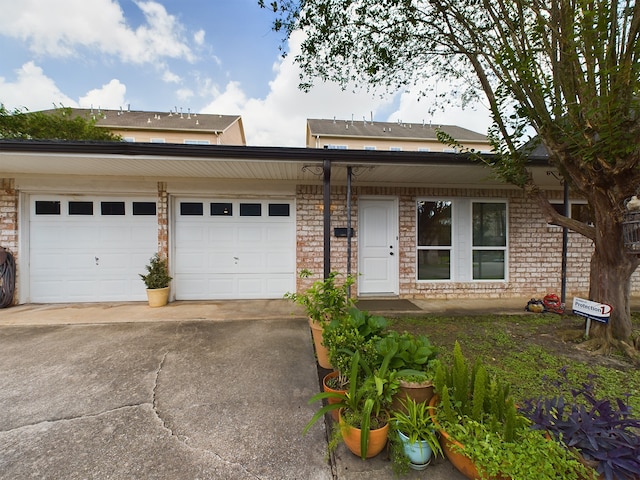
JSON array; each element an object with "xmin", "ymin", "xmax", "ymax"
[
  {"xmin": 308, "ymin": 318, "xmax": 332, "ymax": 369},
  {"xmin": 146, "ymin": 287, "xmax": 169, "ymax": 307},
  {"xmin": 429, "ymin": 395, "xmax": 509, "ymax": 480},
  {"xmin": 339, "ymin": 408, "xmax": 389, "ymax": 459},
  {"xmin": 323, "ymin": 371, "xmax": 346, "ymax": 421},
  {"xmin": 391, "ymin": 379, "xmax": 434, "ymax": 413}
]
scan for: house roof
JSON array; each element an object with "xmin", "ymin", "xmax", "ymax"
[
  {"xmin": 0, "ymin": 140, "xmax": 558, "ymax": 189},
  {"xmin": 40, "ymin": 108, "xmax": 243, "ymax": 135},
  {"xmin": 307, "ymin": 118, "xmax": 488, "ymax": 142}
]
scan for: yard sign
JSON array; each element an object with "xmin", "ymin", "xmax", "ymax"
[{"xmin": 572, "ymin": 297, "xmax": 612, "ymax": 337}]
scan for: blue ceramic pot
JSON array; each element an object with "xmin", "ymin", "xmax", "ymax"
[{"xmin": 398, "ymin": 430, "xmax": 433, "ymax": 470}]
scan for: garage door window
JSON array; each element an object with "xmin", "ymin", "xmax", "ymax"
[
  {"xmin": 180, "ymin": 202, "xmax": 203, "ymax": 216},
  {"xmin": 211, "ymin": 203, "xmax": 232, "ymax": 216},
  {"xmin": 101, "ymin": 201, "xmax": 125, "ymax": 215},
  {"xmin": 69, "ymin": 201, "xmax": 93, "ymax": 215},
  {"xmin": 133, "ymin": 202, "xmax": 157, "ymax": 215},
  {"xmin": 35, "ymin": 201, "xmax": 61, "ymax": 215},
  {"xmin": 269, "ymin": 203, "xmax": 290, "ymax": 217},
  {"xmin": 240, "ymin": 203, "xmax": 261, "ymax": 216}
]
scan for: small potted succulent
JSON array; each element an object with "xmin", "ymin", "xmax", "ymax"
[{"xmin": 139, "ymin": 253, "xmax": 172, "ymax": 307}]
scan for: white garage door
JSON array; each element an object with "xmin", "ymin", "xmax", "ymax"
[
  {"xmin": 174, "ymin": 198, "xmax": 295, "ymax": 299},
  {"xmin": 29, "ymin": 195, "xmax": 158, "ymax": 303}
]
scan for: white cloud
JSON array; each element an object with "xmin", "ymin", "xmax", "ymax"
[
  {"xmin": 201, "ymin": 31, "xmax": 395, "ymax": 146},
  {"xmin": 162, "ymin": 69, "xmax": 181, "ymax": 84},
  {"xmin": 0, "ymin": 62, "xmax": 76, "ymax": 110},
  {"xmin": 78, "ymin": 79, "xmax": 127, "ymax": 110},
  {"xmin": 194, "ymin": 29, "xmax": 205, "ymax": 46},
  {"xmin": 387, "ymin": 86, "xmax": 493, "ymax": 136},
  {"xmin": 0, "ymin": 0, "xmax": 195, "ymax": 64},
  {"xmin": 176, "ymin": 88, "xmax": 194, "ymax": 102}
]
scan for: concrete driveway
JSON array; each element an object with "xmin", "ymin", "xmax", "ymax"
[{"xmin": 0, "ymin": 301, "xmax": 468, "ymax": 480}]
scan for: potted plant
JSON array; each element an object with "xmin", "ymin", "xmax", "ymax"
[
  {"xmin": 303, "ymin": 350, "xmax": 397, "ymax": 459},
  {"xmin": 139, "ymin": 253, "xmax": 172, "ymax": 307},
  {"xmin": 284, "ymin": 269, "xmax": 355, "ymax": 368},
  {"xmin": 431, "ymin": 341, "xmax": 597, "ymax": 480},
  {"xmin": 390, "ymin": 396, "xmax": 443, "ymax": 471},
  {"xmin": 320, "ymin": 308, "xmax": 388, "ymax": 420},
  {"xmin": 377, "ymin": 331, "xmax": 439, "ymax": 412}
]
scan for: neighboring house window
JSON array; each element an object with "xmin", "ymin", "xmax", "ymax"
[
  {"xmin": 418, "ymin": 148, "xmax": 431, "ymax": 152},
  {"xmin": 364, "ymin": 146, "xmax": 376, "ymax": 150},
  {"xmin": 417, "ymin": 199, "xmax": 508, "ymax": 282},
  {"xmin": 184, "ymin": 139, "xmax": 211, "ymax": 145},
  {"xmin": 443, "ymin": 148, "xmax": 457, "ymax": 153},
  {"xmin": 324, "ymin": 144, "xmax": 348, "ymax": 149},
  {"xmin": 123, "ymin": 137, "xmax": 135, "ymax": 142},
  {"xmin": 390, "ymin": 146, "xmax": 402, "ymax": 151},
  {"xmin": 150, "ymin": 138, "xmax": 166, "ymax": 143}
]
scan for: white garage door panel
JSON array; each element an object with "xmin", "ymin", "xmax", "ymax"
[
  {"xmin": 174, "ymin": 199, "xmax": 295, "ymax": 300},
  {"xmin": 29, "ymin": 196, "xmax": 157, "ymax": 303}
]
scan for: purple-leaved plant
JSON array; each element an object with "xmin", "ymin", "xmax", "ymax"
[{"xmin": 521, "ymin": 370, "xmax": 640, "ymax": 480}]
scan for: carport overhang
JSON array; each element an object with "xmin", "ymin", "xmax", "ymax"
[
  {"xmin": 0, "ymin": 140, "xmax": 555, "ymax": 281},
  {"xmin": 0, "ymin": 140, "xmax": 554, "ymax": 188}
]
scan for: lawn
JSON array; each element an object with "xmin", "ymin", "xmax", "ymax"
[{"xmin": 387, "ymin": 312, "xmax": 640, "ymax": 412}]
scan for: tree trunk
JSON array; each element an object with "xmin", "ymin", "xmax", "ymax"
[{"xmin": 588, "ymin": 193, "xmax": 639, "ymax": 343}]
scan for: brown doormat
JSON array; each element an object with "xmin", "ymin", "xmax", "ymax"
[{"xmin": 356, "ymin": 299, "xmax": 421, "ymax": 311}]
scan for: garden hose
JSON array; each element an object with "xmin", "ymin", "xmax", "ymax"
[{"xmin": 0, "ymin": 247, "xmax": 15, "ymax": 308}]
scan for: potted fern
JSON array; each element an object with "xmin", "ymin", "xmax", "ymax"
[
  {"xmin": 139, "ymin": 253, "xmax": 172, "ymax": 307},
  {"xmin": 431, "ymin": 341, "xmax": 597, "ymax": 480}
]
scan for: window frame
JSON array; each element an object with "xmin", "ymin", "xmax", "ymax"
[{"xmin": 415, "ymin": 197, "xmax": 508, "ymax": 283}]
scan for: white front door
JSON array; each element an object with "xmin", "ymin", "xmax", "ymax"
[{"xmin": 358, "ymin": 198, "xmax": 399, "ymax": 295}]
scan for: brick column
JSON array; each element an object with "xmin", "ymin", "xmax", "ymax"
[{"xmin": 157, "ymin": 182, "xmax": 169, "ymax": 259}]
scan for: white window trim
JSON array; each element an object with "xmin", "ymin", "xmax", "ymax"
[
  {"xmin": 416, "ymin": 198, "xmax": 455, "ymax": 283},
  {"xmin": 416, "ymin": 197, "xmax": 508, "ymax": 283},
  {"xmin": 469, "ymin": 199, "xmax": 509, "ymax": 282}
]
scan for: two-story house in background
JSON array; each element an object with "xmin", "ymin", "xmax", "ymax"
[
  {"xmin": 46, "ymin": 107, "xmax": 246, "ymax": 146},
  {"xmin": 306, "ymin": 118, "xmax": 490, "ymax": 152}
]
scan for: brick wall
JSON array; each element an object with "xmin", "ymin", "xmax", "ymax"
[
  {"xmin": 295, "ymin": 184, "xmax": 612, "ymax": 299},
  {"xmin": 0, "ymin": 178, "xmax": 18, "ymax": 304}
]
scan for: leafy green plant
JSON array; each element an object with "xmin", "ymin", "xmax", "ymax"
[
  {"xmin": 284, "ymin": 270, "xmax": 355, "ymax": 324},
  {"xmin": 391, "ymin": 397, "xmax": 442, "ymax": 456},
  {"xmin": 303, "ymin": 349, "xmax": 398, "ymax": 460},
  {"xmin": 323, "ymin": 307, "xmax": 388, "ymax": 387},
  {"xmin": 376, "ymin": 331, "xmax": 438, "ymax": 381},
  {"xmin": 445, "ymin": 420, "xmax": 597, "ymax": 480},
  {"xmin": 139, "ymin": 253, "xmax": 172, "ymax": 289}
]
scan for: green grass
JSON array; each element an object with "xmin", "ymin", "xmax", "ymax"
[{"xmin": 388, "ymin": 313, "xmax": 640, "ymax": 412}]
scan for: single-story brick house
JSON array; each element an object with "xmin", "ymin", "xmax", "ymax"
[{"xmin": 0, "ymin": 140, "xmax": 633, "ymax": 304}]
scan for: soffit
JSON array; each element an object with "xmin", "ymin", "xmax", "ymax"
[{"xmin": 0, "ymin": 142, "xmax": 559, "ymax": 189}]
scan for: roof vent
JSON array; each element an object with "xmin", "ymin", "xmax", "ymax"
[{"xmin": 147, "ymin": 118, "xmax": 152, "ymax": 123}]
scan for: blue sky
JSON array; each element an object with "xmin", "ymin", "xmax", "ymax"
[{"xmin": 0, "ymin": 0, "xmax": 492, "ymax": 146}]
